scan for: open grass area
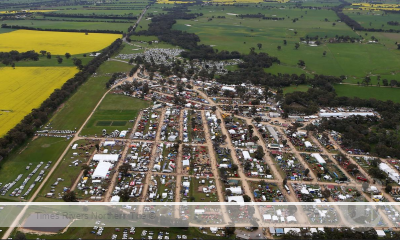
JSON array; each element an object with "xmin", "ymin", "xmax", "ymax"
[
  {"xmin": 283, "ymin": 85, "xmax": 311, "ymax": 94},
  {"xmin": 0, "ymin": 66, "xmax": 78, "ymax": 136},
  {"xmin": 96, "ymin": 60, "xmax": 132, "ymax": 74},
  {"xmin": 1, "ymin": 20, "xmax": 132, "ymax": 33},
  {"xmin": 2, "ymin": 54, "xmax": 92, "ymax": 67},
  {"xmin": 343, "ymin": 10, "xmax": 400, "ymax": 31},
  {"xmin": 171, "ymin": 4, "xmax": 400, "ymax": 79},
  {"xmin": 81, "ymin": 94, "xmax": 151, "ymax": 137},
  {"xmin": 0, "ymin": 30, "xmax": 120, "ymax": 55},
  {"xmin": 49, "ymin": 61, "xmax": 129, "ymax": 130},
  {"xmin": 334, "ymin": 84, "xmax": 400, "ymax": 102}
]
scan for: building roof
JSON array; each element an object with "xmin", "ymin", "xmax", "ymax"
[
  {"xmin": 242, "ymin": 151, "xmax": 251, "ymax": 160},
  {"xmin": 311, "ymin": 153, "xmax": 326, "ymax": 164},
  {"xmin": 93, "ymin": 154, "xmax": 119, "ymax": 163},
  {"xmin": 227, "ymin": 195, "xmax": 244, "ymax": 203},
  {"xmin": 110, "ymin": 196, "xmax": 120, "ymax": 202},
  {"xmin": 92, "ymin": 161, "xmax": 112, "ymax": 179}
]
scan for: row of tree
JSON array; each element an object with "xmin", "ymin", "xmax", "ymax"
[
  {"xmin": 0, "ymin": 38, "xmax": 123, "ymax": 162},
  {"xmin": 0, "ymin": 50, "xmax": 39, "ymax": 65},
  {"xmin": 105, "ymin": 72, "xmax": 127, "ymax": 88},
  {"xmin": 333, "ymin": 0, "xmax": 400, "ymax": 33},
  {"xmin": 1, "ymin": 24, "xmax": 122, "ymax": 34},
  {"xmin": 40, "ymin": 12, "xmax": 138, "ymax": 20}
]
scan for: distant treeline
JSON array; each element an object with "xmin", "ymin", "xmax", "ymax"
[
  {"xmin": 0, "ymin": 50, "xmax": 39, "ymax": 65},
  {"xmin": 300, "ymin": 35, "xmax": 361, "ymax": 43},
  {"xmin": 0, "ymin": 38, "xmax": 123, "ymax": 162},
  {"xmin": 40, "ymin": 13, "xmax": 138, "ymax": 20},
  {"xmin": 387, "ymin": 21, "xmax": 400, "ymax": 26},
  {"xmin": 132, "ymin": 7, "xmax": 245, "ymax": 61},
  {"xmin": 12, "ymin": 18, "xmax": 135, "ymax": 23},
  {"xmin": 333, "ymin": 0, "xmax": 400, "ymax": 33},
  {"xmin": 1, "ymin": 24, "xmax": 123, "ymax": 34},
  {"xmin": 237, "ymin": 14, "xmax": 284, "ymax": 20}
]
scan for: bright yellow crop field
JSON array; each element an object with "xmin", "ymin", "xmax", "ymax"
[
  {"xmin": 0, "ymin": 30, "xmax": 120, "ymax": 55},
  {"xmin": 0, "ymin": 67, "xmax": 78, "ymax": 136}
]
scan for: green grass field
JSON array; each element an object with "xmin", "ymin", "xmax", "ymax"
[
  {"xmin": 97, "ymin": 60, "xmax": 132, "ymax": 74},
  {"xmin": 343, "ymin": 10, "xmax": 400, "ymax": 31},
  {"xmin": 1, "ymin": 19, "xmax": 132, "ymax": 32},
  {"xmin": 283, "ymin": 85, "xmax": 311, "ymax": 94},
  {"xmin": 1, "ymin": 54, "xmax": 92, "ymax": 67},
  {"xmin": 170, "ymin": 4, "xmax": 400, "ymax": 79},
  {"xmin": 335, "ymin": 84, "xmax": 400, "ymax": 102},
  {"xmin": 80, "ymin": 94, "xmax": 151, "ymax": 137}
]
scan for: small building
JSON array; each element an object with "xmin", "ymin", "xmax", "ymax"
[
  {"xmin": 92, "ymin": 161, "xmax": 112, "ymax": 179},
  {"xmin": 227, "ymin": 195, "xmax": 244, "ymax": 202}
]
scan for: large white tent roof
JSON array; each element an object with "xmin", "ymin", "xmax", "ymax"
[
  {"xmin": 227, "ymin": 196, "xmax": 244, "ymax": 203},
  {"xmin": 93, "ymin": 154, "xmax": 119, "ymax": 163},
  {"xmin": 311, "ymin": 153, "xmax": 326, "ymax": 164},
  {"xmin": 92, "ymin": 161, "xmax": 112, "ymax": 179}
]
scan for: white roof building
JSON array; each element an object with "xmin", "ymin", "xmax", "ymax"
[
  {"xmin": 242, "ymin": 151, "xmax": 251, "ymax": 160},
  {"xmin": 221, "ymin": 86, "xmax": 236, "ymax": 92},
  {"xmin": 311, "ymin": 153, "xmax": 326, "ymax": 164},
  {"xmin": 284, "ymin": 228, "xmax": 301, "ymax": 234},
  {"xmin": 304, "ymin": 141, "xmax": 312, "ymax": 148},
  {"xmin": 92, "ymin": 161, "xmax": 112, "ymax": 179},
  {"xmin": 93, "ymin": 154, "xmax": 119, "ymax": 163},
  {"xmin": 182, "ymin": 159, "xmax": 190, "ymax": 167},
  {"xmin": 263, "ymin": 214, "xmax": 271, "ymax": 221},
  {"xmin": 110, "ymin": 196, "xmax": 120, "ymax": 202},
  {"xmin": 227, "ymin": 195, "xmax": 244, "ymax": 203},
  {"xmin": 226, "ymin": 186, "xmax": 243, "ymax": 195},
  {"xmin": 104, "ymin": 141, "xmax": 116, "ymax": 146}
]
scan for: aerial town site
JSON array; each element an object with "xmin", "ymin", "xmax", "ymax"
[{"xmin": 1, "ymin": 0, "xmax": 400, "ymax": 239}]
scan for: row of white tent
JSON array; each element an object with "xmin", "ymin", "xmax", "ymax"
[
  {"xmin": 379, "ymin": 163, "xmax": 400, "ymax": 184},
  {"xmin": 263, "ymin": 214, "xmax": 297, "ymax": 223}
]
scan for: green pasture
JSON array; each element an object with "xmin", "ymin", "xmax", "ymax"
[
  {"xmin": 334, "ymin": 84, "xmax": 400, "ymax": 102},
  {"xmin": 170, "ymin": 5, "xmax": 400, "ymax": 78},
  {"xmin": 2, "ymin": 54, "xmax": 92, "ymax": 67},
  {"xmin": 1, "ymin": 19, "xmax": 131, "ymax": 32},
  {"xmin": 283, "ymin": 85, "xmax": 311, "ymax": 94},
  {"xmin": 80, "ymin": 94, "xmax": 150, "ymax": 137},
  {"xmin": 343, "ymin": 10, "xmax": 400, "ymax": 31},
  {"xmin": 96, "ymin": 60, "xmax": 132, "ymax": 74}
]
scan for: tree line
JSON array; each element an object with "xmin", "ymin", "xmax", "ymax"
[
  {"xmin": 387, "ymin": 21, "xmax": 400, "ymax": 26},
  {"xmin": 132, "ymin": 6, "xmax": 202, "ymax": 50},
  {"xmin": 106, "ymin": 72, "xmax": 127, "ymax": 88},
  {"xmin": 40, "ymin": 13, "xmax": 138, "ymax": 20},
  {"xmin": 0, "ymin": 38, "xmax": 123, "ymax": 162},
  {"xmin": 10, "ymin": 17, "xmax": 135, "ymax": 24},
  {"xmin": 0, "ymin": 50, "xmax": 39, "ymax": 65},
  {"xmin": 1, "ymin": 24, "xmax": 122, "ymax": 34},
  {"xmin": 333, "ymin": 0, "xmax": 400, "ymax": 33}
]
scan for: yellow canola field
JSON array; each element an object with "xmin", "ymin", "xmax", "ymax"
[
  {"xmin": 351, "ymin": 3, "xmax": 400, "ymax": 11},
  {"xmin": 0, "ymin": 30, "xmax": 120, "ymax": 55},
  {"xmin": 0, "ymin": 67, "xmax": 78, "ymax": 136}
]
